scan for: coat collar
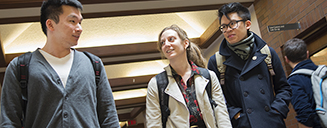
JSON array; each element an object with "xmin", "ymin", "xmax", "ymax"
[
  {"xmin": 219, "ymin": 32, "xmax": 268, "ymax": 75},
  {"xmin": 163, "ymin": 66, "xmax": 186, "ymax": 106},
  {"xmin": 163, "ymin": 65, "xmax": 209, "ymax": 106},
  {"xmin": 293, "ymin": 59, "xmax": 318, "ymax": 71}
]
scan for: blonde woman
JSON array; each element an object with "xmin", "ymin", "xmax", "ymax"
[{"xmin": 146, "ymin": 25, "xmax": 231, "ymax": 128}]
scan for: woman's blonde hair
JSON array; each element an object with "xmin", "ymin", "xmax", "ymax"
[{"xmin": 157, "ymin": 24, "xmax": 206, "ymax": 68}]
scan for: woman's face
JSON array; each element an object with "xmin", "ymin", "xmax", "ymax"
[{"xmin": 159, "ymin": 29, "xmax": 189, "ymax": 60}]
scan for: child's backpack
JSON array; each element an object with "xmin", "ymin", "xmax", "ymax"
[
  {"xmin": 18, "ymin": 51, "xmax": 101, "ymax": 127},
  {"xmin": 289, "ymin": 65, "xmax": 327, "ymax": 127},
  {"xmin": 156, "ymin": 67, "xmax": 217, "ymax": 128}
]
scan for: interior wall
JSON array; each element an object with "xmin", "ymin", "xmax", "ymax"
[
  {"xmin": 254, "ymin": 0, "xmax": 327, "ymax": 127},
  {"xmin": 309, "ymin": 31, "xmax": 327, "ymax": 65}
]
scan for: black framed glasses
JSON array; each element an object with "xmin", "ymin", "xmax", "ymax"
[{"xmin": 219, "ymin": 20, "xmax": 247, "ymax": 33}]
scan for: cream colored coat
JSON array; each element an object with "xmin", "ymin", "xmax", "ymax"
[{"xmin": 146, "ymin": 66, "xmax": 232, "ymax": 128}]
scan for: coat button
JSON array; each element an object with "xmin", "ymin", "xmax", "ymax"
[
  {"xmin": 260, "ymin": 89, "xmax": 265, "ymax": 94},
  {"xmin": 265, "ymin": 106, "xmax": 270, "ymax": 112},
  {"xmin": 64, "ymin": 112, "xmax": 68, "ymax": 118},
  {"xmin": 57, "ymin": 79, "xmax": 61, "ymax": 84},
  {"xmin": 247, "ymin": 108, "xmax": 252, "ymax": 114},
  {"xmin": 252, "ymin": 56, "xmax": 257, "ymax": 60},
  {"xmin": 239, "ymin": 77, "xmax": 244, "ymax": 81},
  {"xmin": 243, "ymin": 91, "xmax": 248, "ymax": 97},
  {"xmin": 258, "ymin": 74, "xmax": 263, "ymax": 80}
]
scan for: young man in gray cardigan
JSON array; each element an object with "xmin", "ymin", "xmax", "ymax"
[{"xmin": 0, "ymin": 0, "xmax": 120, "ymax": 127}]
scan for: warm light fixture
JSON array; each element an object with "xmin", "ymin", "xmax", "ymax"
[
  {"xmin": 112, "ymin": 88, "xmax": 147, "ymax": 100},
  {"xmin": 104, "ymin": 59, "xmax": 169, "ymax": 79},
  {"xmin": 126, "ymin": 60, "xmax": 169, "ymax": 77}
]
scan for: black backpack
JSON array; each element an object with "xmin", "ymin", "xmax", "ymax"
[
  {"xmin": 18, "ymin": 51, "xmax": 101, "ymax": 126},
  {"xmin": 156, "ymin": 67, "xmax": 217, "ymax": 128}
]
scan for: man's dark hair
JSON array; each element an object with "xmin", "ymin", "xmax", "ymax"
[
  {"xmin": 283, "ymin": 38, "xmax": 308, "ymax": 63},
  {"xmin": 40, "ymin": 0, "xmax": 83, "ymax": 36},
  {"xmin": 218, "ymin": 2, "xmax": 251, "ymax": 24}
]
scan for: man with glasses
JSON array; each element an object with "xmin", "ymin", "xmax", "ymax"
[{"xmin": 207, "ymin": 2, "xmax": 291, "ymax": 128}]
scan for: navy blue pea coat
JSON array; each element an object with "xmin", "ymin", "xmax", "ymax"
[{"xmin": 208, "ymin": 32, "xmax": 292, "ymax": 128}]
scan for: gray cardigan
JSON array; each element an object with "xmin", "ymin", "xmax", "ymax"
[{"xmin": 0, "ymin": 49, "xmax": 120, "ymax": 128}]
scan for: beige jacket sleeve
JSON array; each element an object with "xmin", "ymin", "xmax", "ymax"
[
  {"xmin": 145, "ymin": 77, "xmax": 162, "ymax": 128},
  {"xmin": 209, "ymin": 70, "xmax": 232, "ymax": 128}
]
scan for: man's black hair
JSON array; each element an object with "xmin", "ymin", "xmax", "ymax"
[
  {"xmin": 218, "ymin": 2, "xmax": 251, "ymax": 24},
  {"xmin": 40, "ymin": 0, "xmax": 83, "ymax": 36},
  {"xmin": 283, "ymin": 38, "xmax": 308, "ymax": 63}
]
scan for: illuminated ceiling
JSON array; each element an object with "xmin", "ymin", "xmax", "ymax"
[{"xmin": 0, "ymin": 0, "xmax": 255, "ymax": 125}]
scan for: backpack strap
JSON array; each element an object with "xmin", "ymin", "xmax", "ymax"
[
  {"xmin": 199, "ymin": 68, "xmax": 212, "ymax": 99},
  {"xmin": 17, "ymin": 51, "xmax": 101, "ymax": 126},
  {"xmin": 313, "ymin": 65, "xmax": 327, "ymax": 109},
  {"xmin": 156, "ymin": 68, "xmax": 216, "ymax": 127},
  {"xmin": 198, "ymin": 67, "xmax": 217, "ymax": 109},
  {"xmin": 83, "ymin": 51, "xmax": 101, "ymax": 87},
  {"xmin": 156, "ymin": 71, "xmax": 170, "ymax": 128},
  {"xmin": 215, "ymin": 52, "xmax": 226, "ymax": 86},
  {"xmin": 17, "ymin": 51, "xmax": 32, "ymax": 126},
  {"xmin": 215, "ymin": 44, "xmax": 275, "ymax": 94},
  {"xmin": 259, "ymin": 44, "xmax": 277, "ymax": 96},
  {"xmin": 315, "ymin": 65, "xmax": 327, "ymax": 77},
  {"xmin": 288, "ymin": 69, "xmax": 314, "ymax": 78},
  {"xmin": 260, "ymin": 44, "xmax": 275, "ymax": 76}
]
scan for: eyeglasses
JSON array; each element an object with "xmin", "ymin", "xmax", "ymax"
[{"xmin": 219, "ymin": 20, "xmax": 247, "ymax": 33}]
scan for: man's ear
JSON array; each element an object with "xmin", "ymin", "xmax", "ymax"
[
  {"xmin": 284, "ymin": 56, "xmax": 290, "ymax": 64},
  {"xmin": 46, "ymin": 19, "xmax": 55, "ymax": 31},
  {"xmin": 245, "ymin": 20, "xmax": 251, "ymax": 30}
]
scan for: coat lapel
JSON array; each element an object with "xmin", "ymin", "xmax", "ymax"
[
  {"xmin": 240, "ymin": 37, "xmax": 267, "ymax": 76},
  {"xmin": 194, "ymin": 74, "xmax": 216, "ymax": 127},
  {"xmin": 194, "ymin": 75, "xmax": 208, "ymax": 95},
  {"xmin": 219, "ymin": 33, "xmax": 269, "ymax": 76},
  {"xmin": 241, "ymin": 50, "xmax": 266, "ymax": 76},
  {"xmin": 164, "ymin": 66, "xmax": 187, "ymax": 107},
  {"xmin": 223, "ymin": 54, "xmax": 244, "ymax": 72},
  {"xmin": 219, "ymin": 38, "xmax": 245, "ymax": 72}
]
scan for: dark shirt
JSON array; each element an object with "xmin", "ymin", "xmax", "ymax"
[{"xmin": 171, "ymin": 61, "xmax": 206, "ymax": 127}]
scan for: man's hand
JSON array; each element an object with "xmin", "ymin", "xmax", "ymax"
[{"xmin": 234, "ymin": 112, "xmax": 240, "ymax": 119}]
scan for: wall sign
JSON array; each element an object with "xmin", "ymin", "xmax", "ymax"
[{"xmin": 268, "ymin": 22, "xmax": 301, "ymax": 32}]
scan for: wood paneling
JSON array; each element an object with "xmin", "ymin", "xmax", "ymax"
[
  {"xmin": 0, "ymin": 1, "xmax": 253, "ymax": 24},
  {"xmin": 109, "ymin": 75, "xmax": 154, "ymax": 91},
  {"xmin": 0, "ymin": 35, "xmax": 6, "ymax": 67},
  {"xmin": 200, "ymin": 18, "xmax": 222, "ymax": 48},
  {"xmin": 295, "ymin": 18, "xmax": 327, "ymax": 56},
  {"xmin": 0, "ymin": 0, "xmax": 155, "ymax": 9},
  {"xmin": 115, "ymin": 97, "xmax": 146, "ymax": 108}
]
